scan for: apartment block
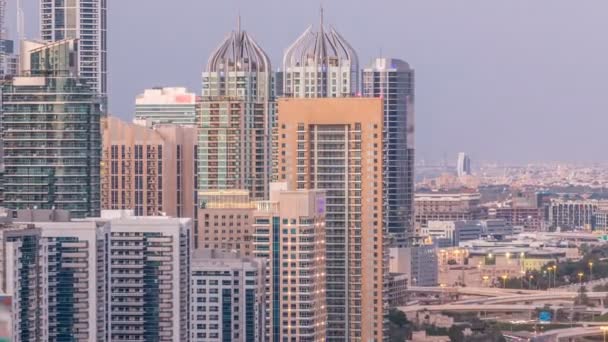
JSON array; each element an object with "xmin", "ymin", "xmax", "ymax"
[
  {"xmin": 5, "ymin": 218, "xmax": 108, "ymax": 341},
  {"xmin": 101, "ymin": 116, "xmax": 197, "ymax": 219},
  {"xmin": 1, "ymin": 39, "xmax": 102, "ymax": 218},
  {"xmin": 198, "ymin": 183, "xmax": 328, "ymax": 341},
  {"xmin": 106, "ymin": 215, "xmax": 191, "ymax": 342},
  {"xmin": 414, "ymin": 191, "xmax": 484, "ymax": 231},
  {"xmin": 190, "ymin": 249, "xmax": 266, "ymax": 341},
  {"xmin": 197, "ymin": 190, "xmax": 256, "ymax": 254},
  {"xmin": 276, "ymin": 98, "xmax": 386, "ymax": 341}
]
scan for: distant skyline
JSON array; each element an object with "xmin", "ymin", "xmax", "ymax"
[{"xmin": 8, "ymin": 0, "xmax": 608, "ymax": 163}]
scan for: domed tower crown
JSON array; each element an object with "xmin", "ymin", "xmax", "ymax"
[
  {"xmin": 282, "ymin": 9, "xmax": 359, "ymax": 98},
  {"xmin": 206, "ymin": 17, "xmax": 271, "ymax": 74},
  {"xmin": 202, "ymin": 18, "xmax": 272, "ymax": 101}
]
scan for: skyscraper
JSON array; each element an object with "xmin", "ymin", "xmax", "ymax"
[
  {"xmin": 5, "ymin": 211, "xmax": 192, "ymax": 342},
  {"xmin": 106, "ymin": 215, "xmax": 191, "ymax": 342},
  {"xmin": 6, "ymin": 218, "xmax": 109, "ymax": 341},
  {"xmin": 363, "ymin": 57, "xmax": 415, "ymax": 245},
  {"xmin": 252, "ymin": 183, "xmax": 327, "ymax": 342},
  {"xmin": 40, "ymin": 0, "xmax": 107, "ymax": 98},
  {"xmin": 197, "ymin": 183, "xmax": 328, "ymax": 342},
  {"xmin": 198, "ymin": 20, "xmax": 273, "ymax": 200},
  {"xmin": 101, "ymin": 116, "xmax": 197, "ymax": 219},
  {"xmin": 135, "ymin": 87, "xmax": 197, "ymax": 126},
  {"xmin": 1, "ymin": 39, "xmax": 102, "ymax": 218},
  {"xmin": 283, "ymin": 10, "xmax": 358, "ymax": 98},
  {"xmin": 457, "ymin": 152, "xmax": 472, "ymax": 177},
  {"xmin": 276, "ymin": 98, "xmax": 386, "ymax": 341}
]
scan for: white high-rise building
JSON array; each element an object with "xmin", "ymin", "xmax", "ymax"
[
  {"xmin": 5, "ymin": 211, "xmax": 192, "ymax": 342},
  {"xmin": 107, "ymin": 215, "xmax": 191, "ymax": 342},
  {"xmin": 457, "ymin": 152, "xmax": 472, "ymax": 177},
  {"xmin": 40, "ymin": 0, "xmax": 107, "ymax": 98},
  {"xmin": 6, "ymin": 217, "xmax": 109, "ymax": 341},
  {"xmin": 190, "ymin": 249, "xmax": 266, "ymax": 341},
  {"xmin": 283, "ymin": 10, "xmax": 358, "ymax": 98}
]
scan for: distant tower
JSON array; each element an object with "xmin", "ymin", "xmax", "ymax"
[
  {"xmin": 457, "ymin": 152, "xmax": 472, "ymax": 177},
  {"xmin": 40, "ymin": 0, "xmax": 107, "ymax": 98},
  {"xmin": 198, "ymin": 18, "xmax": 273, "ymax": 200},
  {"xmin": 363, "ymin": 57, "xmax": 415, "ymax": 244},
  {"xmin": 283, "ymin": 9, "xmax": 359, "ymax": 98}
]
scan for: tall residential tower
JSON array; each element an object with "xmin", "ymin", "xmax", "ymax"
[
  {"xmin": 198, "ymin": 20, "xmax": 273, "ymax": 200},
  {"xmin": 276, "ymin": 98, "xmax": 387, "ymax": 341},
  {"xmin": 363, "ymin": 58, "xmax": 415, "ymax": 245},
  {"xmin": 40, "ymin": 0, "xmax": 107, "ymax": 98},
  {"xmin": 1, "ymin": 40, "xmax": 102, "ymax": 218}
]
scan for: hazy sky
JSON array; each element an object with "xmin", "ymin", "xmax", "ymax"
[{"xmin": 9, "ymin": 0, "xmax": 608, "ymax": 163}]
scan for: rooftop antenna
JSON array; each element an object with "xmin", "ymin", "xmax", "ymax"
[
  {"xmin": 17, "ymin": 0, "xmax": 25, "ymax": 41},
  {"xmin": 237, "ymin": 12, "xmax": 241, "ymax": 34},
  {"xmin": 319, "ymin": 5, "xmax": 324, "ymax": 32}
]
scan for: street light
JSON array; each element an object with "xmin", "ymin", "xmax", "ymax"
[
  {"xmin": 482, "ymin": 275, "xmax": 489, "ymax": 287},
  {"xmin": 502, "ymin": 274, "xmax": 508, "ymax": 288},
  {"xmin": 529, "ymin": 275, "xmax": 535, "ymax": 290},
  {"xmin": 589, "ymin": 261, "xmax": 594, "ymax": 281},
  {"xmin": 552, "ymin": 265, "xmax": 558, "ymax": 288},
  {"xmin": 578, "ymin": 272, "xmax": 584, "ymax": 285}
]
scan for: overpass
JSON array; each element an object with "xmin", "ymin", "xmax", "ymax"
[
  {"xmin": 398, "ymin": 304, "xmax": 605, "ymax": 315},
  {"xmin": 453, "ymin": 291, "xmax": 608, "ymax": 305},
  {"xmin": 531, "ymin": 326, "xmax": 604, "ymax": 341},
  {"xmin": 407, "ymin": 286, "xmax": 545, "ymax": 297}
]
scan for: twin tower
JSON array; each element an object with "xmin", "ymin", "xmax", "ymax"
[{"xmin": 198, "ymin": 12, "xmax": 415, "ymax": 341}]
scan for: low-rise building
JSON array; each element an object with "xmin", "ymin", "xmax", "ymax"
[
  {"xmin": 390, "ymin": 244, "xmax": 438, "ymax": 286},
  {"xmin": 414, "ymin": 191, "xmax": 484, "ymax": 233},
  {"xmin": 424, "ymin": 219, "xmax": 512, "ymax": 247},
  {"xmin": 387, "ymin": 273, "xmax": 408, "ymax": 307}
]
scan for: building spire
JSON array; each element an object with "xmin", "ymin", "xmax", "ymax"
[
  {"xmin": 237, "ymin": 13, "xmax": 241, "ymax": 34},
  {"xmin": 319, "ymin": 5, "xmax": 324, "ymax": 33}
]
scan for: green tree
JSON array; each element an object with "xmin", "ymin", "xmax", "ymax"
[{"xmin": 448, "ymin": 326, "xmax": 465, "ymax": 342}]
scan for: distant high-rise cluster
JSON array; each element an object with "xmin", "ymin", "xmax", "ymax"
[{"xmin": 0, "ymin": 5, "xmax": 420, "ymax": 341}]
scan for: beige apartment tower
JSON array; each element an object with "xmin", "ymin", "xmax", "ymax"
[
  {"xmin": 197, "ymin": 183, "xmax": 327, "ymax": 341},
  {"xmin": 101, "ymin": 116, "xmax": 197, "ymax": 219},
  {"xmin": 276, "ymin": 98, "xmax": 387, "ymax": 341}
]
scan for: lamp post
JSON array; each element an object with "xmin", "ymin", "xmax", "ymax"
[
  {"xmin": 578, "ymin": 272, "xmax": 584, "ymax": 285},
  {"xmin": 553, "ymin": 265, "xmax": 558, "ymax": 288},
  {"xmin": 589, "ymin": 261, "xmax": 594, "ymax": 282},
  {"xmin": 529, "ymin": 275, "xmax": 534, "ymax": 290},
  {"xmin": 482, "ymin": 275, "xmax": 489, "ymax": 287},
  {"xmin": 502, "ymin": 274, "xmax": 508, "ymax": 289}
]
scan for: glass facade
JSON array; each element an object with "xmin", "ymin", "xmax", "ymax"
[
  {"xmin": 1, "ymin": 75, "xmax": 102, "ymax": 218},
  {"xmin": 40, "ymin": 0, "xmax": 107, "ymax": 97},
  {"xmin": 363, "ymin": 58, "xmax": 415, "ymax": 244}
]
